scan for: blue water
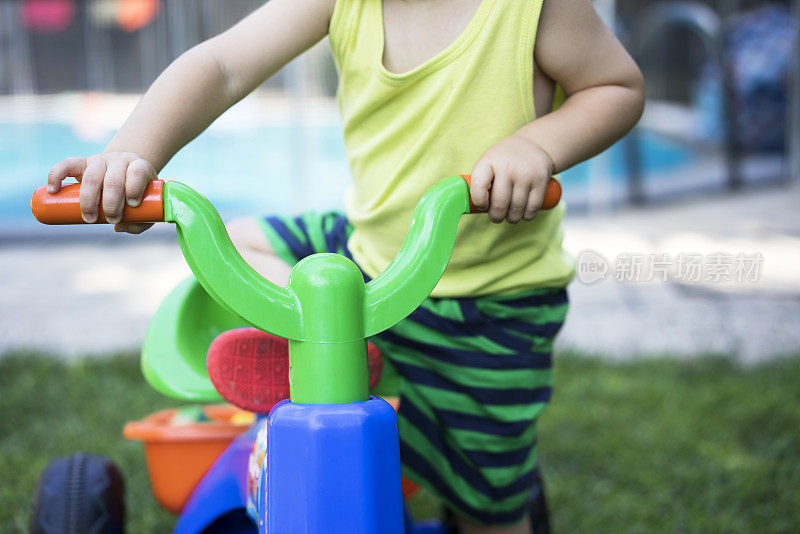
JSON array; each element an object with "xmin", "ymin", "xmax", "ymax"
[{"xmin": 1, "ymin": 121, "xmax": 692, "ymax": 231}]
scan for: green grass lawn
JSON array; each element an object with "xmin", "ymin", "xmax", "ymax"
[{"xmin": 1, "ymin": 352, "xmax": 798, "ymax": 533}]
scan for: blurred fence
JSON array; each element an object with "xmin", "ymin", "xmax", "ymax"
[{"xmin": 0, "ymin": 0, "xmax": 336, "ymax": 96}]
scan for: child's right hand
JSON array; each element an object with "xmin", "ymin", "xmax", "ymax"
[{"xmin": 47, "ymin": 152, "xmax": 158, "ymax": 234}]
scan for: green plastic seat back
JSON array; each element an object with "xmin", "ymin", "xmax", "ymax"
[{"xmin": 141, "ymin": 277, "xmax": 247, "ymax": 402}]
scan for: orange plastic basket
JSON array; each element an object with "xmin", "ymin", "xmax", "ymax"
[{"xmin": 123, "ymin": 404, "xmax": 253, "ymax": 513}]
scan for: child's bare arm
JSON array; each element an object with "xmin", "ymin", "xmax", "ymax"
[
  {"xmin": 47, "ymin": 0, "xmax": 335, "ymax": 232},
  {"xmin": 470, "ymin": 0, "xmax": 645, "ymax": 223}
]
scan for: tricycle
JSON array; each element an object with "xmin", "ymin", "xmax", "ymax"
[{"xmin": 28, "ymin": 174, "xmax": 561, "ymax": 533}]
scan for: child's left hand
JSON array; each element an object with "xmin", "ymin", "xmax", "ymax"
[{"xmin": 468, "ymin": 134, "xmax": 555, "ymax": 224}]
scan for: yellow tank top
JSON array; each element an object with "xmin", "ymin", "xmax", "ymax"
[{"xmin": 329, "ymin": 0, "xmax": 575, "ymax": 297}]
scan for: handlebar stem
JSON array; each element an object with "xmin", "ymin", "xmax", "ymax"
[
  {"xmin": 162, "ymin": 177, "xmax": 471, "ymax": 404},
  {"xmin": 166, "ymin": 177, "xmax": 472, "ymax": 403}
]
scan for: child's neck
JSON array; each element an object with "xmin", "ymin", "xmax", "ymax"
[{"xmin": 381, "ymin": 0, "xmax": 484, "ymax": 75}]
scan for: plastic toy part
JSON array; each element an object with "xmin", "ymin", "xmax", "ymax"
[
  {"xmin": 31, "ymin": 454, "xmax": 125, "ymax": 534},
  {"xmin": 206, "ymin": 327, "xmax": 385, "ymax": 414},
  {"xmin": 162, "ymin": 181, "xmax": 304, "ymax": 342},
  {"xmin": 30, "ymin": 180, "xmax": 164, "ymax": 224},
  {"xmin": 122, "ymin": 404, "xmax": 252, "ymax": 514},
  {"xmin": 265, "ymin": 397, "xmax": 404, "ymax": 534},
  {"xmin": 161, "ymin": 176, "xmax": 471, "ymax": 404},
  {"xmin": 362, "ymin": 176, "xmax": 470, "ymax": 337},
  {"xmin": 31, "ymin": 175, "xmax": 554, "ymax": 406},
  {"xmin": 30, "ymin": 174, "xmax": 560, "ymax": 533},
  {"xmin": 142, "ymin": 277, "xmax": 247, "ymax": 402},
  {"xmin": 459, "ymin": 174, "xmax": 562, "ymax": 212},
  {"xmin": 174, "ymin": 425, "xmax": 259, "ymax": 534}
]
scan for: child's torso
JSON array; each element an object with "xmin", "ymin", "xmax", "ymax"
[
  {"xmin": 329, "ymin": 0, "xmax": 575, "ymax": 297},
  {"xmin": 382, "ymin": 0, "xmax": 556, "ymax": 117}
]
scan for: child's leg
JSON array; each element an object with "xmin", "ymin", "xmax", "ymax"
[
  {"xmin": 455, "ymin": 515, "xmax": 531, "ymax": 534},
  {"xmin": 226, "ymin": 217, "xmax": 292, "ymax": 284},
  {"xmin": 378, "ymin": 289, "xmax": 568, "ymax": 532}
]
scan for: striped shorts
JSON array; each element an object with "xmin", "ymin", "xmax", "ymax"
[{"xmin": 260, "ymin": 211, "xmax": 569, "ymax": 526}]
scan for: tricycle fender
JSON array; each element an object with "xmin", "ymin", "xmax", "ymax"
[{"xmin": 173, "ymin": 424, "xmax": 258, "ymax": 534}]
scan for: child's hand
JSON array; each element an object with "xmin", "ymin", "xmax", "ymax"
[
  {"xmin": 469, "ymin": 134, "xmax": 555, "ymax": 224},
  {"xmin": 47, "ymin": 152, "xmax": 158, "ymax": 234}
]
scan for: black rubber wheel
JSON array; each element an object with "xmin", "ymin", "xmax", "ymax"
[{"xmin": 30, "ymin": 453, "xmax": 125, "ymax": 534}]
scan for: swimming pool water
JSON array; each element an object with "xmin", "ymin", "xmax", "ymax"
[{"xmin": 1, "ymin": 120, "xmax": 693, "ymax": 232}]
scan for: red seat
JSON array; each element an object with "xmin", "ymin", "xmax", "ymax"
[{"xmin": 207, "ymin": 328, "xmax": 383, "ymax": 413}]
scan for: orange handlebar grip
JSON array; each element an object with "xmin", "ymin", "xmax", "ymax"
[
  {"xmin": 541, "ymin": 178, "xmax": 562, "ymax": 210},
  {"xmin": 31, "ymin": 180, "xmax": 165, "ymax": 225},
  {"xmin": 459, "ymin": 174, "xmax": 562, "ymax": 213}
]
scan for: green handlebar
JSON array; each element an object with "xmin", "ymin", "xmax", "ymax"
[
  {"xmin": 33, "ymin": 173, "xmax": 561, "ymax": 404},
  {"xmin": 162, "ymin": 176, "xmax": 471, "ymax": 404},
  {"xmin": 163, "ymin": 181, "xmax": 305, "ymax": 341},
  {"xmin": 364, "ymin": 176, "xmax": 470, "ymax": 336}
]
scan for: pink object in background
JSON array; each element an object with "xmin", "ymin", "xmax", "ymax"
[{"xmin": 20, "ymin": 0, "xmax": 76, "ymax": 33}]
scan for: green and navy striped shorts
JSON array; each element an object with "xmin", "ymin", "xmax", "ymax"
[{"xmin": 260, "ymin": 211, "xmax": 569, "ymax": 526}]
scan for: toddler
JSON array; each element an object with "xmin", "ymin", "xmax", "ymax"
[{"xmin": 46, "ymin": 1, "xmax": 644, "ymax": 532}]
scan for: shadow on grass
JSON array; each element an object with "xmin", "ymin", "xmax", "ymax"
[{"xmin": 1, "ymin": 351, "xmax": 798, "ymax": 532}]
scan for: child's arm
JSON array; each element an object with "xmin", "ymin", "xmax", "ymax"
[
  {"xmin": 469, "ymin": 0, "xmax": 645, "ymax": 223},
  {"xmin": 47, "ymin": 0, "xmax": 335, "ymax": 232}
]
